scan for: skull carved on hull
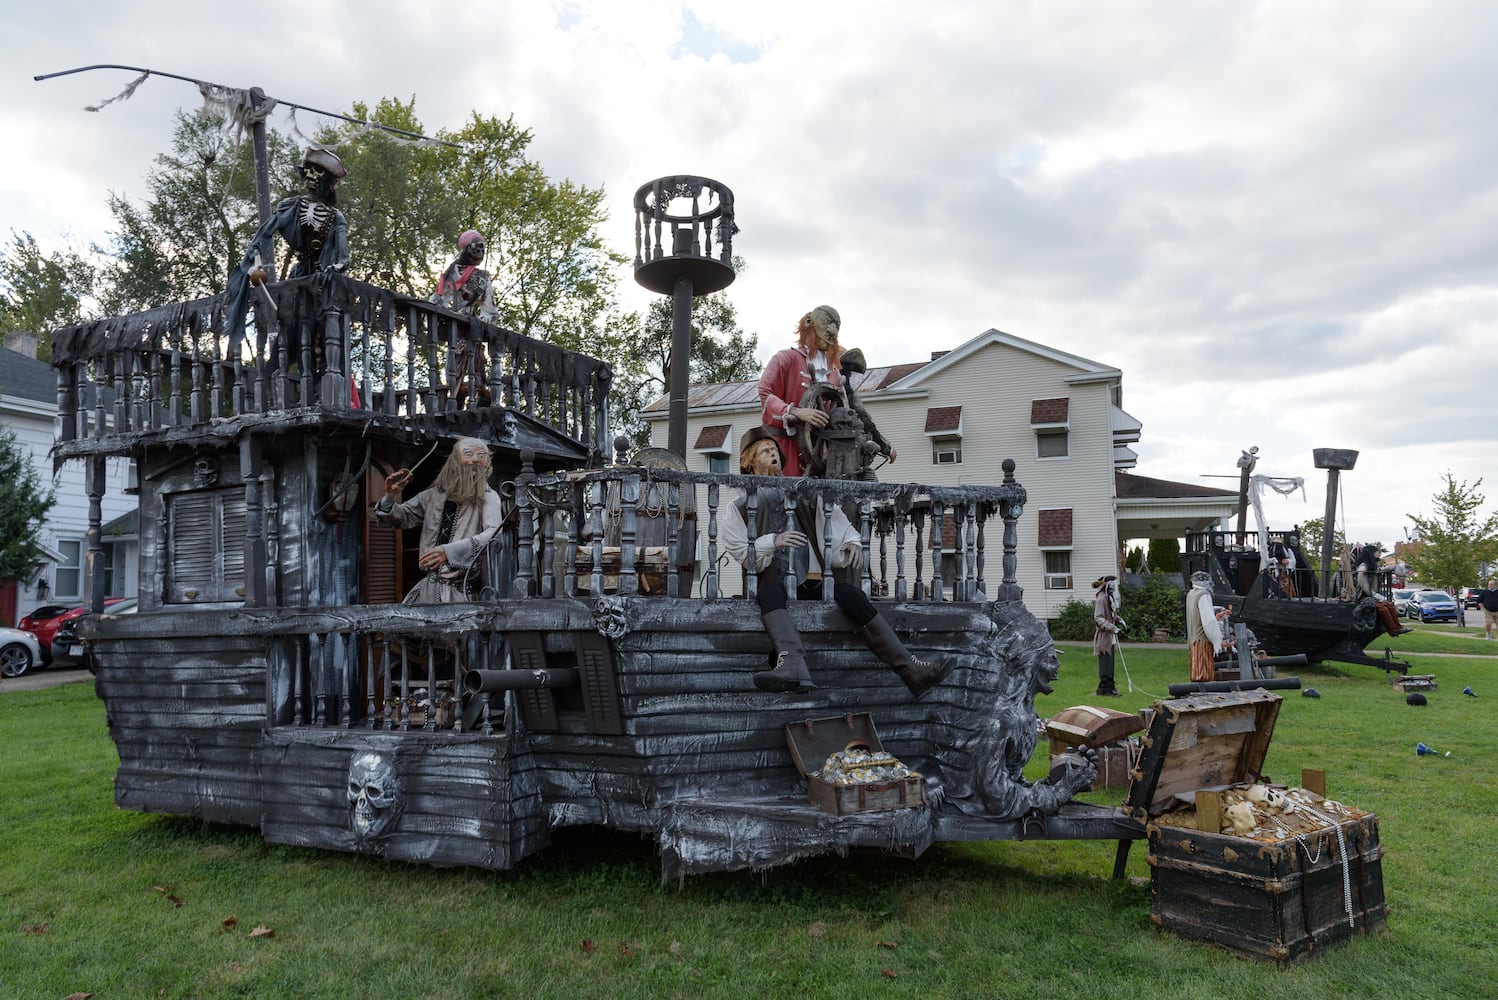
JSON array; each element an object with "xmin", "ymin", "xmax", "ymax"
[{"xmin": 347, "ymin": 751, "xmax": 403, "ymax": 841}]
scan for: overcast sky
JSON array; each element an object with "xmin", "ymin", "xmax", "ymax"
[{"xmin": 5, "ymin": 1, "xmax": 1495, "ymax": 550}]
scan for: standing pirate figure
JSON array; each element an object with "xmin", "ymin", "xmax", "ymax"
[
  {"xmin": 224, "ymin": 147, "xmax": 350, "ymax": 361},
  {"xmin": 757, "ymin": 305, "xmax": 845, "ymax": 477},
  {"xmin": 1092, "ymin": 575, "xmax": 1123, "ymax": 696},
  {"xmin": 373, "ymin": 437, "xmax": 503, "ymax": 604},
  {"xmin": 430, "ymin": 229, "xmax": 498, "ymax": 401}
]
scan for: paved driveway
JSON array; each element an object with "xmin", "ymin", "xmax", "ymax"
[{"xmin": 0, "ymin": 667, "xmax": 92, "ymax": 693}]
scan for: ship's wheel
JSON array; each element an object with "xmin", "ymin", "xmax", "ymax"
[{"xmin": 795, "ymin": 381, "xmax": 845, "ymax": 478}]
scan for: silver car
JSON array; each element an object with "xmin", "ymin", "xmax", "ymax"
[{"xmin": 0, "ymin": 626, "xmax": 45, "ymax": 678}]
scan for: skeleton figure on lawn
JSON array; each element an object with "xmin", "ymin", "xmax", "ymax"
[{"xmin": 720, "ymin": 427, "xmax": 949, "ymax": 696}]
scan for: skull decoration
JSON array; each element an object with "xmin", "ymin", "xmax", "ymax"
[
  {"xmin": 592, "ymin": 596, "xmax": 629, "ymax": 639},
  {"xmin": 193, "ymin": 456, "xmax": 219, "ymax": 488},
  {"xmin": 302, "ymin": 161, "xmax": 327, "ymax": 192},
  {"xmin": 347, "ymin": 751, "xmax": 403, "ymax": 842}
]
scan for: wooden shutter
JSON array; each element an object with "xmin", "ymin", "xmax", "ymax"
[{"xmin": 166, "ymin": 487, "xmax": 247, "ymax": 603}]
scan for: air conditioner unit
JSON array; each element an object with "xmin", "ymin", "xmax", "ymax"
[{"xmin": 1045, "ymin": 573, "xmax": 1073, "ymax": 590}]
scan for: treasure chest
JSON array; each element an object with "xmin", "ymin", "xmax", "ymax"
[
  {"xmin": 785, "ymin": 713, "xmax": 925, "ymax": 815},
  {"xmin": 1046, "ymin": 705, "xmax": 1146, "ymax": 791},
  {"xmin": 1125, "ymin": 690, "xmax": 1388, "ymax": 963}
]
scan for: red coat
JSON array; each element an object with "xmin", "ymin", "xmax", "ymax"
[{"xmin": 757, "ymin": 346, "xmax": 842, "ymax": 477}]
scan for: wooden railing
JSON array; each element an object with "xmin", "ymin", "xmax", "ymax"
[{"xmin": 49, "ymin": 273, "xmax": 612, "ymax": 458}]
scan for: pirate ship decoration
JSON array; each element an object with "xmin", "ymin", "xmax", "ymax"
[
  {"xmin": 1180, "ymin": 447, "xmax": 1410, "ymax": 676},
  {"xmin": 52, "ymin": 167, "xmax": 1145, "ymax": 879}
]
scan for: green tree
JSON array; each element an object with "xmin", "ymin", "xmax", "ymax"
[
  {"xmin": 97, "ymin": 110, "xmax": 302, "ymax": 314},
  {"xmin": 607, "ymin": 279, "xmax": 761, "ymax": 449},
  {"xmin": 1297, "ymin": 517, "xmax": 1346, "ymax": 567},
  {"xmin": 0, "ymin": 231, "xmax": 97, "ymax": 361},
  {"xmin": 0, "ymin": 428, "xmax": 56, "ymax": 584},
  {"xmin": 1405, "ymin": 474, "xmax": 1498, "ymax": 589},
  {"xmin": 1146, "ymin": 537, "xmax": 1181, "ymax": 574},
  {"xmin": 1124, "ymin": 545, "xmax": 1145, "ymax": 573}
]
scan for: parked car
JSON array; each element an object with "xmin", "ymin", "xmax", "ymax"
[
  {"xmin": 0, "ymin": 626, "xmax": 45, "ymax": 678},
  {"xmin": 16, "ymin": 604, "xmax": 78, "ymax": 665},
  {"xmin": 1461, "ymin": 587, "xmax": 1482, "ymax": 609},
  {"xmin": 1390, "ymin": 589, "xmax": 1418, "ymax": 616},
  {"xmin": 1406, "ymin": 591, "xmax": 1461, "ymax": 623},
  {"xmin": 53, "ymin": 598, "xmax": 138, "ymax": 671}
]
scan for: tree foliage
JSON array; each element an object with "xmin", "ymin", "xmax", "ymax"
[
  {"xmin": 0, "ymin": 231, "xmax": 96, "ymax": 361},
  {"xmin": 1405, "ymin": 474, "xmax": 1498, "ymax": 589},
  {"xmin": 1297, "ymin": 516, "xmax": 1346, "ymax": 567},
  {"xmin": 1146, "ymin": 537, "xmax": 1181, "ymax": 574},
  {"xmin": 0, "ymin": 428, "xmax": 56, "ymax": 583},
  {"xmin": 607, "ymin": 275, "xmax": 761, "ymax": 449}
]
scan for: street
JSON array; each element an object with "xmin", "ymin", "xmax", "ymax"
[{"xmin": 0, "ymin": 667, "xmax": 92, "ymax": 693}]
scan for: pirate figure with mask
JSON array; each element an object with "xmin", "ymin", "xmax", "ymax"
[
  {"xmin": 429, "ymin": 230, "xmax": 498, "ymax": 400},
  {"xmin": 757, "ymin": 305, "xmax": 846, "ymax": 478},
  {"xmin": 721, "ymin": 427, "xmax": 949, "ymax": 697},
  {"xmin": 224, "ymin": 147, "xmax": 351, "ymax": 360}
]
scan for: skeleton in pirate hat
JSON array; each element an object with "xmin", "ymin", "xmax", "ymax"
[{"xmin": 430, "ymin": 229, "xmax": 498, "ymax": 397}]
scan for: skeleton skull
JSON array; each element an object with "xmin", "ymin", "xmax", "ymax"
[
  {"xmin": 303, "ymin": 161, "xmax": 327, "ymax": 192},
  {"xmin": 347, "ymin": 751, "xmax": 403, "ymax": 841}
]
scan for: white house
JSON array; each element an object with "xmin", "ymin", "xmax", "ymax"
[
  {"xmin": 0, "ymin": 340, "xmax": 137, "ymax": 625},
  {"xmin": 644, "ymin": 327, "xmax": 1237, "ymax": 620}
]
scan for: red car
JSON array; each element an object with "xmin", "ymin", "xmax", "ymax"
[{"xmin": 18, "ymin": 600, "xmax": 124, "ymax": 665}]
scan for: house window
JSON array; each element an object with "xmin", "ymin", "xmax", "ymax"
[
  {"xmin": 166, "ymin": 487, "xmax": 247, "ymax": 603},
  {"xmin": 55, "ymin": 540, "xmax": 83, "ymax": 598},
  {"xmin": 1036, "ymin": 428, "xmax": 1069, "ymax": 459},
  {"xmin": 1043, "ymin": 551, "xmax": 1073, "ymax": 590},
  {"xmin": 932, "ymin": 436, "xmax": 962, "ymax": 465},
  {"xmin": 708, "ymin": 453, "xmax": 730, "ymax": 475}
]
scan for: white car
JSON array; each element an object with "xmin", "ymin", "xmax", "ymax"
[{"xmin": 0, "ymin": 626, "xmax": 45, "ymax": 678}]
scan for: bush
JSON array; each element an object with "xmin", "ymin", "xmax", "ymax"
[
  {"xmin": 1048, "ymin": 598, "xmax": 1096, "ymax": 641},
  {"xmin": 1119, "ymin": 573, "xmax": 1185, "ymax": 642}
]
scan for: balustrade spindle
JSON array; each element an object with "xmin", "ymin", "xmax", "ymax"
[
  {"xmin": 894, "ymin": 505, "xmax": 907, "ymax": 602},
  {"xmin": 706, "ymin": 482, "xmax": 720, "ymax": 600},
  {"xmin": 744, "ymin": 487, "xmax": 759, "ymax": 602},
  {"xmin": 930, "ymin": 500, "xmax": 946, "ymax": 602},
  {"xmin": 589, "ymin": 481, "xmax": 606, "ymax": 597},
  {"xmin": 618, "ymin": 473, "xmax": 639, "ymax": 596}
]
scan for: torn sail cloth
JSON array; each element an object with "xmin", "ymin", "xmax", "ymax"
[
  {"xmin": 373, "ymin": 486, "xmax": 502, "ymax": 603},
  {"xmin": 1247, "ymin": 474, "xmax": 1306, "ymax": 562},
  {"xmin": 222, "ymin": 195, "xmax": 350, "ymax": 353}
]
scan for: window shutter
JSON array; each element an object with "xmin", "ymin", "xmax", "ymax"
[{"xmin": 166, "ymin": 488, "xmax": 247, "ymax": 603}]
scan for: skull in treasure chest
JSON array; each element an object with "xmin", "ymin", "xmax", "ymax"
[{"xmin": 347, "ymin": 751, "xmax": 403, "ymax": 841}]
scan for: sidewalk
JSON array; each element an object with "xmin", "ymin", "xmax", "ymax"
[{"xmin": 0, "ymin": 667, "xmax": 92, "ymax": 693}]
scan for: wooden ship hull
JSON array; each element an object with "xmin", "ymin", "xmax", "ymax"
[{"xmin": 53, "ymin": 273, "xmax": 1140, "ymax": 878}]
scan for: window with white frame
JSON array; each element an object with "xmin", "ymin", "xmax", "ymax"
[
  {"xmin": 55, "ymin": 539, "xmax": 83, "ymax": 598},
  {"xmin": 932, "ymin": 436, "xmax": 962, "ymax": 464},
  {"xmin": 1031, "ymin": 397, "xmax": 1070, "ymax": 460},
  {"xmin": 1043, "ymin": 550, "xmax": 1073, "ymax": 590},
  {"xmin": 1036, "ymin": 427, "xmax": 1069, "ymax": 459},
  {"xmin": 707, "ymin": 453, "xmax": 730, "ymax": 474}
]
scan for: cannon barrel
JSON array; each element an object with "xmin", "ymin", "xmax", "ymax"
[
  {"xmin": 1168, "ymin": 677, "xmax": 1302, "ymax": 696},
  {"xmin": 1255, "ymin": 653, "xmax": 1309, "ymax": 668},
  {"xmin": 463, "ymin": 667, "xmax": 580, "ymax": 694}
]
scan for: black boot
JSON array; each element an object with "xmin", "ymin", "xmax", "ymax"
[
  {"xmin": 1096, "ymin": 652, "xmax": 1121, "ymax": 696},
  {"xmin": 858, "ymin": 614, "xmax": 949, "ymax": 698},
  {"xmin": 754, "ymin": 609, "xmax": 816, "ymax": 693}
]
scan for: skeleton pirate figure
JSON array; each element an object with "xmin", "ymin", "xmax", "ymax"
[
  {"xmin": 223, "ymin": 147, "xmax": 350, "ymax": 357},
  {"xmin": 836, "ymin": 347, "xmax": 896, "ymax": 480},
  {"xmin": 757, "ymin": 305, "xmax": 845, "ymax": 477},
  {"xmin": 429, "ymin": 229, "xmax": 497, "ymax": 399},
  {"xmin": 1091, "ymin": 574, "xmax": 1124, "ymax": 696},
  {"xmin": 720, "ymin": 427, "xmax": 949, "ymax": 697},
  {"xmin": 373, "ymin": 437, "xmax": 503, "ymax": 603}
]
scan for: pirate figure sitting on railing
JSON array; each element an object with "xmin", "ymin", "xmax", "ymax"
[
  {"xmin": 720, "ymin": 427, "xmax": 949, "ymax": 698},
  {"xmin": 224, "ymin": 147, "xmax": 350, "ymax": 366}
]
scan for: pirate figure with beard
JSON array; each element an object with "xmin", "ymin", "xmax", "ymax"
[
  {"xmin": 720, "ymin": 427, "xmax": 949, "ymax": 697},
  {"xmin": 430, "ymin": 229, "xmax": 498, "ymax": 400},
  {"xmin": 373, "ymin": 437, "xmax": 503, "ymax": 603},
  {"xmin": 224, "ymin": 147, "xmax": 350, "ymax": 360}
]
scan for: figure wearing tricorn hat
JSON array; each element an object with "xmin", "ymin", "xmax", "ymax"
[
  {"xmin": 430, "ymin": 229, "xmax": 498, "ymax": 399},
  {"xmin": 224, "ymin": 146, "xmax": 351, "ymax": 354},
  {"xmin": 721, "ymin": 426, "xmax": 949, "ymax": 697}
]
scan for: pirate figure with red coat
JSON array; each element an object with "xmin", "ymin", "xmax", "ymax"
[{"xmin": 430, "ymin": 229, "xmax": 498, "ymax": 400}]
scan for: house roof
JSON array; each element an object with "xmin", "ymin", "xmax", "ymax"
[
  {"xmin": 693, "ymin": 424, "xmax": 731, "ymax": 450},
  {"xmin": 642, "ymin": 361, "xmax": 932, "ymax": 415},
  {"xmin": 893, "ymin": 328, "xmax": 1120, "ymax": 389},
  {"xmin": 0, "ymin": 347, "xmax": 57, "ymax": 405},
  {"xmin": 1115, "ymin": 470, "xmax": 1238, "ymax": 500},
  {"xmin": 1030, "ymin": 397, "xmax": 1069, "ymax": 424},
  {"xmin": 924, "ymin": 406, "xmax": 962, "ymax": 433}
]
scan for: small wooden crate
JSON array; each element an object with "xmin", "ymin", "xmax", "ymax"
[
  {"xmin": 785, "ymin": 714, "xmax": 925, "ymax": 815},
  {"xmin": 1125, "ymin": 690, "xmax": 1388, "ymax": 963}
]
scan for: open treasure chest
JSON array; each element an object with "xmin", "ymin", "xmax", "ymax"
[
  {"xmin": 785, "ymin": 713, "xmax": 925, "ymax": 815},
  {"xmin": 1124, "ymin": 689, "xmax": 1388, "ymax": 963},
  {"xmin": 1046, "ymin": 704, "xmax": 1146, "ymax": 791}
]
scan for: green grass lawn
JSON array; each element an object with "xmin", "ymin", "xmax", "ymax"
[{"xmin": 3, "ymin": 643, "xmax": 1495, "ymax": 999}]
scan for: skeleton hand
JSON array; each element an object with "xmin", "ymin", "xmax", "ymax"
[{"xmin": 384, "ymin": 468, "xmax": 413, "ymax": 498}]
